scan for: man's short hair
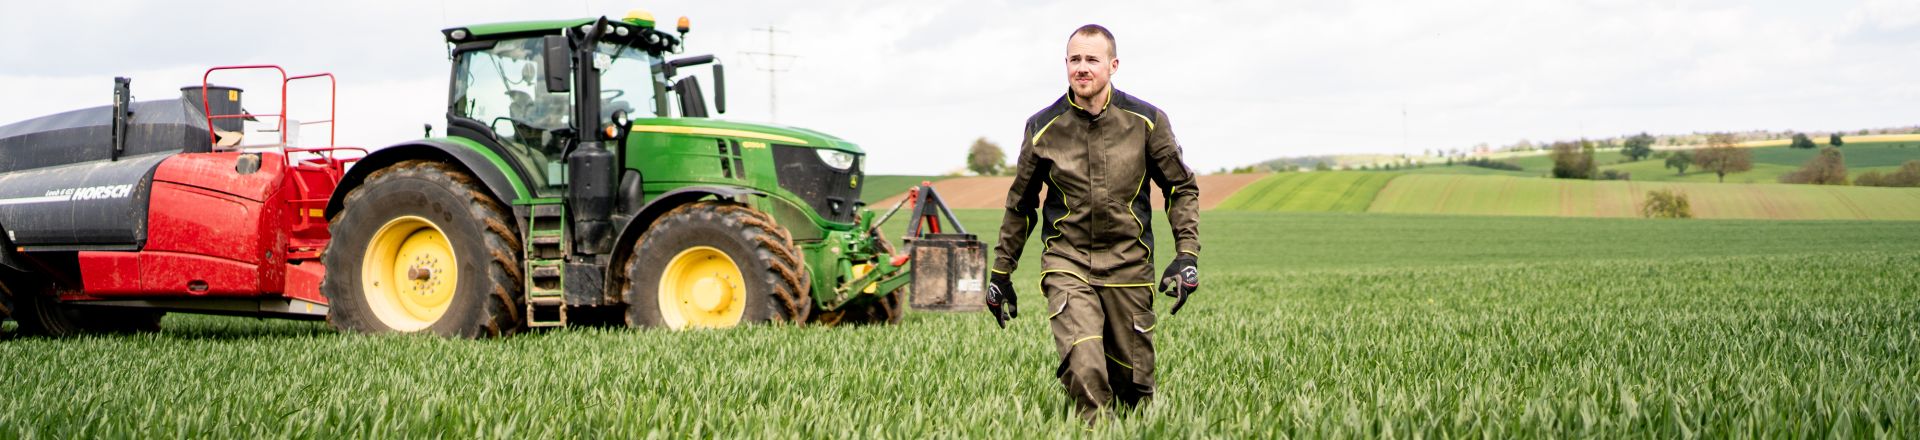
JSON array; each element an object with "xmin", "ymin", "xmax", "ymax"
[{"xmin": 1070, "ymin": 24, "xmax": 1116, "ymax": 58}]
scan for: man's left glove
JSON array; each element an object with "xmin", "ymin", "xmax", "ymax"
[
  {"xmin": 986, "ymin": 271, "xmax": 1019, "ymax": 328},
  {"xmin": 1159, "ymin": 254, "xmax": 1199, "ymax": 315}
]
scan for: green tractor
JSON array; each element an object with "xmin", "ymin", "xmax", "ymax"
[{"xmin": 320, "ymin": 10, "xmax": 984, "ymax": 336}]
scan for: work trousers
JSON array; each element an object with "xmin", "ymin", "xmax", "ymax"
[{"xmin": 1043, "ymin": 272, "xmax": 1156, "ymax": 422}]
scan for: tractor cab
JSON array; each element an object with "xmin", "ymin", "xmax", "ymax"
[{"xmin": 441, "ymin": 10, "xmax": 723, "ymax": 198}]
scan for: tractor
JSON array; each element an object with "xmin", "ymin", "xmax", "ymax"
[{"xmin": 0, "ymin": 9, "xmax": 987, "ymax": 337}]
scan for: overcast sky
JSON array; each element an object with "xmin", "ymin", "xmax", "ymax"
[{"xmin": 3, "ymin": 0, "xmax": 1916, "ymax": 174}]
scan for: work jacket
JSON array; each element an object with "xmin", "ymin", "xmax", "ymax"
[{"xmin": 993, "ymin": 87, "xmax": 1200, "ymax": 286}]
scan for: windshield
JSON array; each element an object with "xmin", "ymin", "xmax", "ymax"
[{"xmin": 596, "ymin": 43, "xmax": 665, "ymax": 122}]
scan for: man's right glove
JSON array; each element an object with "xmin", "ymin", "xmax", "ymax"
[
  {"xmin": 1160, "ymin": 254, "xmax": 1200, "ymax": 315},
  {"xmin": 986, "ymin": 271, "xmax": 1019, "ymax": 328}
]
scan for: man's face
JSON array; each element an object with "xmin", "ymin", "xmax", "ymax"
[{"xmin": 1065, "ymin": 33, "xmax": 1117, "ymax": 101}]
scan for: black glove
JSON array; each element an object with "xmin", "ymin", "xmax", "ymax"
[
  {"xmin": 986, "ymin": 271, "xmax": 1018, "ymax": 328},
  {"xmin": 1159, "ymin": 254, "xmax": 1199, "ymax": 315}
]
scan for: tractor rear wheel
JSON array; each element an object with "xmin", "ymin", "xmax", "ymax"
[
  {"xmin": 811, "ymin": 231, "xmax": 907, "ymax": 326},
  {"xmin": 5, "ymin": 275, "xmax": 162, "ymax": 337},
  {"xmin": 323, "ymin": 160, "xmax": 523, "ymax": 338},
  {"xmin": 625, "ymin": 201, "xmax": 811, "ymax": 329}
]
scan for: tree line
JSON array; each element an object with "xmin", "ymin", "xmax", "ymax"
[
  {"xmin": 1468, "ymin": 125, "xmax": 1917, "ymax": 157},
  {"xmin": 1551, "ymin": 133, "xmax": 1753, "ymax": 182}
]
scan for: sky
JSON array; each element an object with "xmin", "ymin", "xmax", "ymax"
[{"xmin": 2, "ymin": 0, "xmax": 1916, "ymax": 175}]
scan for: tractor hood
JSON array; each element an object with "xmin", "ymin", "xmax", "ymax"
[{"xmin": 630, "ymin": 118, "xmax": 863, "ymax": 155}]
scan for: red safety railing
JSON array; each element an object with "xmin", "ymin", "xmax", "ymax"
[
  {"xmin": 200, "ymin": 65, "xmax": 365, "ymax": 245},
  {"xmin": 200, "ymin": 65, "xmax": 343, "ymax": 147},
  {"xmin": 286, "ymin": 72, "xmax": 337, "ymax": 146}
]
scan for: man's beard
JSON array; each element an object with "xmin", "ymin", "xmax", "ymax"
[{"xmin": 1072, "ymin": 79, "xmax": 1104, "ymax": 101}]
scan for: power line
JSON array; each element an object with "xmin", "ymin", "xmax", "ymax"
[{"xmin": 741, "ymin": 26, "xmax": 798, "ymax": 123}]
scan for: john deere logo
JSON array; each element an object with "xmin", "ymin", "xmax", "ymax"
[{"xmin": 850, "ymin": 175, "xmax": 859, "ymax": 189}]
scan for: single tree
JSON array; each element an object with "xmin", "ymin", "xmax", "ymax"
[
  {"xmin": 1778, "ymin": 147, "xmax": 1847, "ymax": 185},
  {"xmin": 1665, "ymin": 151, "xmax": 1692, "ymax": 175},
  {"xmin": 1549, "ymin": 140, "xmax": 1595, "ymax": 179},
  {"xmin": 1693, "ymin": 134, "xmax": 1753, "ymax": 182},
  {"xmin": 1622, "ymin": 132, "xmax": 1656, "ymax": 161},
  {"xmin": 1641, "ymin": 189, "xmax": 1693, "ymax": 219},
  {"xmin": 966, "ymin": 137, "xmax": 1006, "ymax": 176},
  {"xmin": 1789, "ymin": 133, "xmax": 1817, "ymax": 149},
  {"xmin": 1830, "ymin": 133, "xmax": 1845, "ymax": 147}
]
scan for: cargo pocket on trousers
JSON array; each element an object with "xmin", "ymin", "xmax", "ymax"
[
  {"xmin": 1049, "ymin": 293, "xmax": 1073, "ymax": 378},
  {"xmin": 1128, "ymin": 311, "xmax": 1157, "ymax": 387}
]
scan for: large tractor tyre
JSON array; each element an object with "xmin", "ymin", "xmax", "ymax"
[
  {"xmin": 6, "ymin": 276, "xmax": 162, "ymax": 337},
  {"xmin": 322, "ymin": 160, "xmax": 524, "ymax": 338},
  {"xmin": 812, "ymin": 231, "xmax": 907, "ymax": 326},
  {"xmin": 625, "ymin": 201, "xmax": 811, "ymax": 329}
]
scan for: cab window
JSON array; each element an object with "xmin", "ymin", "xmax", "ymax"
[{"xmin": 452, "ymin": 37, "xmax": 570, "ymax": 193}]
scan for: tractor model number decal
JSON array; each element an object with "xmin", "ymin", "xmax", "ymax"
[{"xmin": 0, "ymin": 184, "xmax": 136, "ymax": 206}]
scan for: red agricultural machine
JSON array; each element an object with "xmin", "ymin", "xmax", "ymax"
[{"xmin": 0, "ymin": 66, "xmax": 361, "ymax": 335}]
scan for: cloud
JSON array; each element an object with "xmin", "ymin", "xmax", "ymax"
[{"xmin": 2, "ymin": 0, "xmax": 1914, "ymax": 174}]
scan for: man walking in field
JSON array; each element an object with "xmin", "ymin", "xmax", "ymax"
[{"xmin": 986, "ymin": 24, "xmax": 1202, "ymax": 423}]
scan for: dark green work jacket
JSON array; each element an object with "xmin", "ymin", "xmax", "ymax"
[{"xmin": 993, "ymin": 87, "xmax": 1201, "ymax": 286}]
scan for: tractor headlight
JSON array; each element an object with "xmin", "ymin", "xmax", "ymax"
[{"xmin": 816, "ymin": 149, "xmax": 856, "ymax": 170}]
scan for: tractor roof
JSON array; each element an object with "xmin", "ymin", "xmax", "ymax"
[
  {"xmin": 456, "ymin": 19, "xmax": 594, "ymax": 39},
  {"xmin": 446, "ymin": 11, "xmax": 660, "ymax": 41}
]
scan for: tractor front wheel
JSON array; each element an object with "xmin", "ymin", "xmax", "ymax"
[
  {"xmin": 322, "ymin": 160, "xmax": 523, "ymax": 338},
  {"xmin": 625, "ymin": 202, "xmax": 811, "ymax": 329}
]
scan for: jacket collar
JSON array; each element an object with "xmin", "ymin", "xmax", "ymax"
[{"xmin": 1064, "ymin": 86, "xmax": 1115, "ymax": 120}]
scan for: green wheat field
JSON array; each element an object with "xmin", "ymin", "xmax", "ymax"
[{"xmin": 2, "ymin": 211, "xmax": 1916, "ymax": 437}]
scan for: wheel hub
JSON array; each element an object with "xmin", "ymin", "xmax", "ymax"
[
  {"xmin": 361, "ymin": 216, "xmax": 458, "ymax": 332},
  {"xmin": 658, "ymin": 246, "xmax": 746, "ymax": 329}
]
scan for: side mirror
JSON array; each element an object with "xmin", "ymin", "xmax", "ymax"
[
  {"xmin": 665, "ymin": 55, "xmax": 727, "ymax": 115},
  {"xmin": 542, "ymin": 35, "xmax": 571, "ymax": 93},
  {"xmin": 712, "ymin": 63, "xmax": 726, "ymax": 114}
]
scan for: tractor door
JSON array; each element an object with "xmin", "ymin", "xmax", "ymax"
[{"xmin": 449, "ymin": 37, "xmax": 573, "ymax": 197}]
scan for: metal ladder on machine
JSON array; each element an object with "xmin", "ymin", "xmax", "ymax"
[{"xmin": 524, "ymin": 204, "xmax": 567, "ymax": 327}]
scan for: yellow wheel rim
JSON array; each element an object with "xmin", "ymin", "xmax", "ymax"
[
  {"xmin": 657, "ymin": 246, "xmax": 746, "ymax": 329},
  {"xmin": 361, "ymin": 216, "xmax": 458, "ymax": 331}
]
